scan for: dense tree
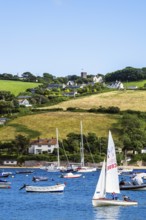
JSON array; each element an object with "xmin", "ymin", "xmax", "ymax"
[
  {"xmin": 22, "ymin": 72, "xmax": 36, "ymax": 82},
  {"xmin": 42, "ymin": 73, "xmax": 55, "ymax": 83},
  {"xmin": 105, "ymin": 67, "xmax": 146, "ymax": 82},
  {"xmin": 120, "ymin": 114, "xmax": 146, "ymax": 154},
  {"xmin": 13, "ymin": 135, "xmax": 30, "ymax": 155}
]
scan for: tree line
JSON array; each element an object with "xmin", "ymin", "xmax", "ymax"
[
  {"xmin": 105, "ymin": 66, "xmax": 146, "ymax": 82},
  {"xmin": 1, "ymin": 66, "xmax": 146, "ymax": 83}
]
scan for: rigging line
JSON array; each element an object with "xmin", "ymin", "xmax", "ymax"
[
  {"xmin": 84, "ymin": 136, "xmax": 96, "ymax": 166},
  {"xmin": 58, "ymin": 130, "xmax": 70, "ymax": 165}
]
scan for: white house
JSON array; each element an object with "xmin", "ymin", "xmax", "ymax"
[
  {"xmin": 18, "ymin": 99, "xmax": 32, "ymax": 107},
  {"xmin": 0, "ymin": 118, "xmax": 8, "ymax": 125},
  {"xmin": 3, "ymin": 160, "xmax": 17, "ymax": 166},
  {"xmin": 63, "ymin": 91, "xmax": 78, "ymax": 97},
  {"xmin": 93, "ymin": 75, "xmax": 103, "ymax": 83},
  {"xmin": 107, "ymin": 81, "xmax": 124, "ymax": 90},
  {"xmin": 66, "ymin": 80, "xmax": 75, "ymax": 86},
  {"xmin": 29, "ymin": 138, "xmax": 58, "ymax": 154},
  {"xmin": 141, "ymin": 148, "xmax": 146, "ymax": 154}
]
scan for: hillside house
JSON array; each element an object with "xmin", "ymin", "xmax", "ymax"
[
  {"xmin": 29, "ymin": 138, "xmax": 58, "ymax": 154},
  {"xmin": 107, "ymin": 81, "xmax": 124, "ymax": 90},
  {"xmin": 92, "ymin": 75, "xmax": 103, "ymax": 83},
  {"xmin": 66, "ymin": 81, "xmax": 75, "ymax": 86},
  {"xmin": 66, "ymin": 84, "xmax": 84, "ymax": 90},
  {"xmin": 0, "ymin": 118, "xmax": 8, "ymax": 125},
  {"xmin": 141, "ymin": 148, "xmax": 146, "ymax": 154},
  {"xmin": 63, "ymin": 91, "xmax": 78, "ymax": 97},
  {"xmin": 48, "ymin": 84, "xmax": 66, "ymax": 90},
  {"xmin": 18, "ymin": 96, "xmax": 32, "ymax": 107},
  {"xmin": 3, "ymin": 160, "xmax": 17, "ymax": 166},
  {"xmin": 18, "ymin": 99, "xmax": 32, "ymax": 107}
]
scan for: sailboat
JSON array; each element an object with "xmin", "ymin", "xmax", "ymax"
[
  {"xmin": 45, "ymin": 128, "xmax": 64, "ymax": 172},
  {"xmin": 77, "ymin": 121, "xmax": 97, "ymax": 173},
  {"xmin": 92, "ymin": 131, "xmax": 138, "ymax": 206}
]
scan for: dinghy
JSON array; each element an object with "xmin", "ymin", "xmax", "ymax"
[
  {"xmin": 20, "ymin": 183, "xmax": 66, "ymax": 193},
  {"xmin": 92, "ymin": 131, "xmax": 138, "ymax": 207}
]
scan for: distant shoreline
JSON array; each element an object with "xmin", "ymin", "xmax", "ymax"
[{"xmin": 0, "ymin": 165, "xmax": 146, "ymax": 170}]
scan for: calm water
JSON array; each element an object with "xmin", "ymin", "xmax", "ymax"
[{"xmin": 1, "ymin": 168, "xmax": 146, "ymax": 220}]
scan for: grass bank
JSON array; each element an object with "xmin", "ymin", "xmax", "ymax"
[
  {"xmin": 0, "ymin": 112, "xmax": 119, "ymax": 141},
  {"xmin": 0, "ymin": 80, "xmax": 41, "ymax": 95}
]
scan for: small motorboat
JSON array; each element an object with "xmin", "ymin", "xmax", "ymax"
[
  {"xmin": 32, "ymin": 176, "xmax": 48, "ymax": 182},
  {"xmin": 118, "ymin": 167, "xmax": 133, "ymax": 175},
  {"xmin": 0, "ymin": 184, "xmax": 11, "ymax": 189},
  {"xmin": 77, "ymin": 166, "xmax": 97, "ymax": 173},
  {"xmin": 0, "ymin": 179, "xmax": 11, "ymax": 188},
  {"xmin": 60, "ymin": 172, "xmax": 82, "ymax": 178},
  {"xmin": 0, "ymin": 173, "xmax": 10, "ymax": 178},
  {"xmin": 119, "ymin": 175, "xmax": 146, "ymax": 190},
  {"xmin": 120, "ymin": 180, "xmax": 146, "ymax": 190},
  {"xmin": 19, "ymin": 183, "xmax": 66, "ymax": 193},
  {"xmin": 0, "ymin": 179, "xmax": 11, "ymax": 184},
  {"xmin": 16, "ymin": 170, "xmax": 34, "ymax": 174}
]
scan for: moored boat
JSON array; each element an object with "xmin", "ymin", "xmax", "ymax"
[
  {"xmin": 20, "ymin": 183, "xmax": 66, "ymax": 193},
  {"xmin": 32, "ymin": 176, "xmax": 48, "ymax": 182},
  {"xmin": 0, "ymin": 173, "xmax": 10, "ymax": 178},
  {"xmin": 77, "ymin": 166, "xmax": 97, "ymax": 173},
  {"xmin": 0, "ymin": 179, "xmax": 11, "ymax": 188},
  {"xmin": 120, "ymin": 183, "xmax": 146, "ymax": 190},
  {"xmin": 119, "ymin": 175, "xmax": 146, "ymax": 190},
  {"xmin": 78, "ymin": 121, "xmax": 97, "ymax": 173},
  {"xmin": 61, "ymin": 172, "xmax": 82, "ymax": 178},
  {"xmin": 16, "ymin": 170, "xmax": 34, "ymax": 174},
  {"xmin": 0, "ymin": 184, "xmax": 11, "ymax": 189}
]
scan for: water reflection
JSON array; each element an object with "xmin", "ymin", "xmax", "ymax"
[{"xmin": 93, "ymin": 206, "xmax": 120, "ymax": 220}]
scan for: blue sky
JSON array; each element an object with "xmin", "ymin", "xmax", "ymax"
[{"xmin": 0, "ymin": 0, "xmax": 146, "ymax": 77}]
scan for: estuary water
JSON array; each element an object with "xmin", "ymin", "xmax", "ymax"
[{"xmin": 1, "ymin": 168, "xmax": 146, "ymax": 220}]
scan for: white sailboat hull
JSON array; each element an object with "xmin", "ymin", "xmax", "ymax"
[
  {"xmin": 92, "ymin": 198, "xmax": 138, "ymax": 206},
  {"xmin": 25, "ymin": 184, "xmax": 66, "ymax": 193}
]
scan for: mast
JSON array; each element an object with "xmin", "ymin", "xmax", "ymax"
[
  {"xmin": 56, "ymin": 128, "xmax": 60, "ymax": 167},
  {"xmin": 80, "ymin": 121, "xmax": 84, "ymax": 167}
]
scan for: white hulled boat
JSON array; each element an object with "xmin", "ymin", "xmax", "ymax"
[
  {"xmin": 61, "ymin": 172, "xmax": 82, "ymax": 179},
  {"xmin": 20, "ymin": 183, "xmax": 66, "ymax": 193},
  {"xmin": 78, "ymin": 121, "xmax": 97, "ymax": 173},
  {"xmin": 92, "ymin": 131, "xmax": 138, "ymax": 207}
]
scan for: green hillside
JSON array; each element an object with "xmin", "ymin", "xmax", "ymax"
[
  {"xmin": 38, "ymin": 90, "xmax": 146, "ymax": 112},
  {"xmin": 0, "ymin": 112, "xmax": 119, "ymax": 141},
  {"xmin": 1, "ymin": 82, "xmax": 146, "ymax": 142},
  {"xmin": 123, "ymin": 80, "xmax": 146, "ymax": 87},
  {"xmin": 0, "ymin": 80, "xmax": 41, "ymax": 96}
]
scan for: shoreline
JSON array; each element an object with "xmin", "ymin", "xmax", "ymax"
[{"xmin": 0, "ymin": 165, "xmax": 146, "ymax": 170}]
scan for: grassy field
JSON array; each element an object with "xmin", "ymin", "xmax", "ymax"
[
  {"xmin": 1, "ymin": 83, "xmax": 146, "ymax": 142},
  {"xmin": 124, "ymin": 80, "xmax": 146, "ymax": 87},
  {"xmin": 0, "ymin": 112, "xmax": 119, "ymax": 141},
  {"xmin": 39, "ymin": 90, "xmax": 146, "ymax": 112},
  {"xmin": 0, "ymin": 80, "xmax": 41, "ymax": 95}
]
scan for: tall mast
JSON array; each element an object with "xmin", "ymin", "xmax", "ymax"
[
  {"xmin": 80, "ymin": 121, "xmax": 84, "ymax": 167},
  {"xmin": 56, "ymin": 128, "xmax": 60, "ymax": 167}
]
